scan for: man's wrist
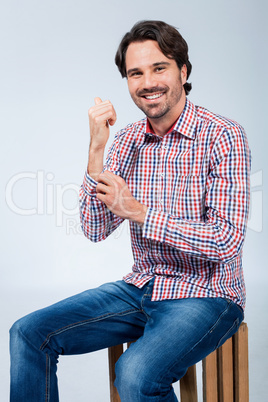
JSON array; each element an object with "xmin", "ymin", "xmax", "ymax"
[
  {"xmin": 129, "ymin": 203, "xmax": 148, "ymax": 227},
  {"xmin": 88, "ymin": 144, "xmax": 106, "ymax": 154}
]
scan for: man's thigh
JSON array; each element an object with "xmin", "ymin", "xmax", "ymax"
[
  {"xmin": 14, "ymin": 281, "xmax": 147, "ymax": 356},
  {"xmin": 116, "ymin": 297, "xmax": 244, "ymax": 385}
]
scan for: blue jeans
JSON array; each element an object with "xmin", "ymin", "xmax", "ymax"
[{"xmin": 10, "ymin": 279, "xmax": 243, "ymax": 401}]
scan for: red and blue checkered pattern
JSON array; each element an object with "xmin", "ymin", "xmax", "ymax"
[{"xmin": 80, "ymin": 99, "xmax": 251, "ymax": 310}]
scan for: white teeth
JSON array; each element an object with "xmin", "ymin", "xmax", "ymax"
[{"xmin": 145, "ymin": 93, "xmax": 163, "ymax": 100}]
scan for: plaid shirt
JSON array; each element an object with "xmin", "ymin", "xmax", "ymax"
[{"xmin": 79, "ymin": 98, "xmax": 251, "ymax": 310}]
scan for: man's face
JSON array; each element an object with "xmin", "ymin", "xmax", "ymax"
[{"xmin": 125, "ymin": 40, "xmax": 187, "ymax": 122}]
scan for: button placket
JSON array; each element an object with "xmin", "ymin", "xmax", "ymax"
[{"xmin": 158, "ymin": 141, "xmax": 168, "ymax": 209}]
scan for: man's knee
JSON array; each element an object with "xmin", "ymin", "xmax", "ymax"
[
  {"xmin": 10, "ymin": 315, "xmax": 27, "ymax": 337},
  {"xmin": 115, "ymin": 352, "xmax": 135, "ymax": 389},
  {"xmin": 10, "ymin": 317, "xmax": 32, "ymax": 360},
  {"xmin": 10, "ymin": 311, "xmax": 44, "ymax": 351},
  {"xmin": 114, "ymin": 350, "xmax": 146, "ymax": 398},
  {"xmin": 114, "ymin": 349, "xmax": 175, "ymax": 401}
]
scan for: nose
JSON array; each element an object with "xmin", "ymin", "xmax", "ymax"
[{"xmin": 141, "ymin": 71, "xmax": 158, "ymax": 90}]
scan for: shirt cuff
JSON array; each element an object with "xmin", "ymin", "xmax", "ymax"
[
  {"xmin": 142, "ymin": 208, "xmax": 170, "ymax": 243},
  {"xmin": 82, "ymin": 171, "xmax": 98, "ymax": 196}
]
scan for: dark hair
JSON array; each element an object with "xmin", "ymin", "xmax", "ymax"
[{"xmin": 115, "ymin": 20, "xmax": 192, "ymax": 95}]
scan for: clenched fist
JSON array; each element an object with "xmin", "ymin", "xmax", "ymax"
[{"xmin": 88, "ymin": 97, "xmax": 117, "ymax": 151}]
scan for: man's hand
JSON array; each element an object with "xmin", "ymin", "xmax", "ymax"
[
  {"xmin": 88, "ymin": 97, "xmax": 117, "ymax": 151},
  {"xmin": 87, "ymin": 97, "xmax": 117, "ymax": 179},
  {"xmin": 96, "ymin": 171, "xmax": 147, "ymax": 226}
]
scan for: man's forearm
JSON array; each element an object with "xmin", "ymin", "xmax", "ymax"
[{"xmin": 87, "ymin": 146, "xmax": 105, "ymax": 181}]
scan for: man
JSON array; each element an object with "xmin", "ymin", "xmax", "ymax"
[{"xmin": 10, "ymin": 20, "xmax": 251, "ymax": 401}]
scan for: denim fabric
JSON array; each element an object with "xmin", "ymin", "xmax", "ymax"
[{"xmin": 10, "ymin": 279, "xmax": 243, "ymax": 401}]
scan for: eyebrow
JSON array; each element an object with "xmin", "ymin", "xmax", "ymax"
[{"xmin": 127, "ymin": 61, "xmax": 171, "ymax": 76}]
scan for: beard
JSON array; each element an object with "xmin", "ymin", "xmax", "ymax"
[
  {"xmin": 130, "ymin": 77, "xmax": 184, "ymax": 120},
  {"xmin": 139, "ymin": 99, "xmax": 173, "ymax": 119}
]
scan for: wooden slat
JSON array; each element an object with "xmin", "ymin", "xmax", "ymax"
[
  {"xmin": 108, "ymin": 344, "xmax": 123, "ymax": 402},
  {"xmin": 180, "ymin": 365, "xmax": 198, "ymax": 402},
  {"xmin": 233, "ymin": 322, "xmax": 249, "ymax": 402},
  {"xmin": 217, "ymin": 337, "xmax": 234, "ymax": 402},
  {"xmin": 203, "ymin": 349, "xmax": 218, "ymax": 402}
]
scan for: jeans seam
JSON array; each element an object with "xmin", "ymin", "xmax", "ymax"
[
  {"xmin": 215, "ymin": 317, "xmax": 240, "ymax": 349},
  {"xmin": 45, "ymin": 354, "xmax": 50, "ymax": 402},
  {"xmin": 205, "ymin": 300, "xmax": 233, "ymax": 337},
  {"xmin": 40, "ymin": 308, "xmax": 142, "ymax": 351}
]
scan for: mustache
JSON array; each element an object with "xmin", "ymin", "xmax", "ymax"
[{"xmin": 137, "ymin": 87, "xmax": 167, "ymax": 97}]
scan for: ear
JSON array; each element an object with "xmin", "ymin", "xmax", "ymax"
[{"xmin": 180, "ymin": 64, "xmax": 187, "ymax": 85}]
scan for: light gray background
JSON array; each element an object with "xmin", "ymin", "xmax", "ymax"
[{"xmin": 1, "ymin": 0, "xmax": 267, "ymax": 400}]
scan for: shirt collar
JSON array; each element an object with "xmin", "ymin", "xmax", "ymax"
[
  {"xmin": 173, "ymin": 98, "xmax": 197, "ymax": 140},
  {"xmin": 145, "ymin": 119, "xmax": 177, "ymax": 136},
  {"xmin": 134, "ymin": 98, "xmax": 197, "ymax": 146}
]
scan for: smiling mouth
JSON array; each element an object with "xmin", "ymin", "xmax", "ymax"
[{"xmin": 143, "ymin": 92, "xmax": 165, "ymax": 100}]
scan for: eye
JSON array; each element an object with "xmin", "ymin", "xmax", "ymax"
[
  {"xmin": 128, "ymin": 71, "xmax": 142, "ymax": 78},
  {"xmin": 155, "ymin": 66, "xmax": 165, "ymax": 72}
]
